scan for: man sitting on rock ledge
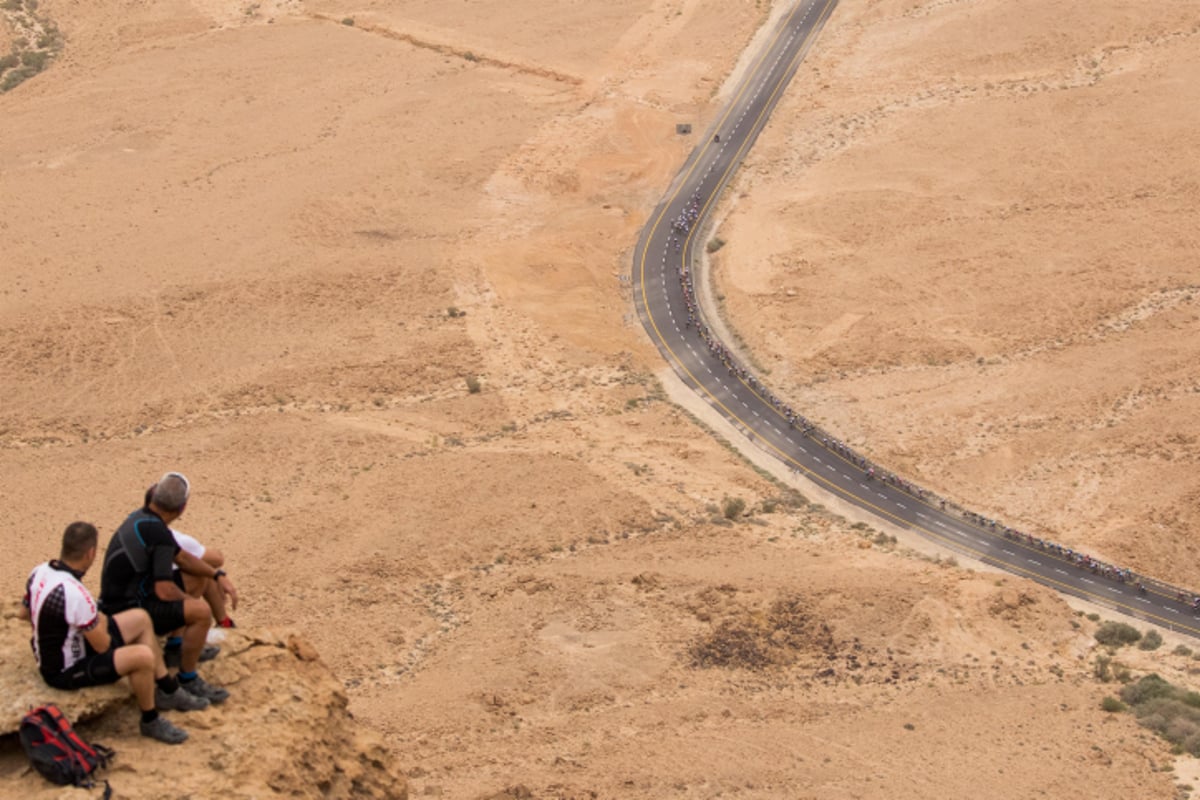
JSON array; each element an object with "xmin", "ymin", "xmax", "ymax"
[
  {"xmin": 22, "ymin": 521, "xmax": 206, "ymax": 745},
  {"xmin": 99, "ymin": 472, "xmax": 231, "ymax": 705}
]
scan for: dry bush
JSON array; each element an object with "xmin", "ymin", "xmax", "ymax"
[
  {"xmin": 1095, "ymin": 621, "xmax": 1141, "ymax": 647},
  {"xmin": 1119, "ymin": 674, "xmax": 1200, "ymax": 755}
]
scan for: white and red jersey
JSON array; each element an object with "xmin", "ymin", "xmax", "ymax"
[{"xmin": 24, "ymin": 561, "xmax": 100, "ymax": 676}]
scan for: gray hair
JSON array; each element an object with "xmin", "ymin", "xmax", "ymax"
[{"xmin": 152, "ymin": 472, "xmax": 191, "ymax": 512}]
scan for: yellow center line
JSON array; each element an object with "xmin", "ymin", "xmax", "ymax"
[{"xmin": 632, "ymin": 1, "xmax": 1200, "ymax": 636}]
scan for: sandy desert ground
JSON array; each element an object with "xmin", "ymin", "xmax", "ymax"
[
  {"xmin": 2, "ymin": 0, "xmax": 1199, "ymax": 797},
  {"xmin": 711, "ymin": 0, "xmax": 1200, "ymax": 586}
]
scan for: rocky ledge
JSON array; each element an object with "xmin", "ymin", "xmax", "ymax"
[{"xmin": 0, "ymin": 603, "xmax": 408, "ymax": 798}]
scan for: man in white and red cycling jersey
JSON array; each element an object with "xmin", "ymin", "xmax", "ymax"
[{"xmin": 22, "ymin": 521, "xmax": 207, "ymax": 744}]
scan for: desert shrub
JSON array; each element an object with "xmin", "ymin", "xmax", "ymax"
[
  {"xmin": 706, "ymin": 237, "xmax": 726, "ymax": 253},
  {"xmin": 465, "ymin": 375, "xmax": 481, "ymax": 394},
  {"xmin": 1139, "ymin": 629, "xmax": 1164, "ymax": 651},
  {"xmin": 1094, "ymin": 621, "xmax": 1141, "ymax": 647},
  {"xmin": 1094, "ymin": 654, "xmax": 1113, "ymax": 682},
  {"xmin": 1117, "ymin": 677, "xmax": 1200, "ymax": 753},
  {"xmin": 1101, "ymin": 696, "xmax": 1125, "ymax": 713},
  {"xmin": 0, "ymin": 53, "xmax": 18, "ymax": 71},
  {"xmin": 1086, "ymin": 612, "xmax": 1101, "ymax": 622},
  {"xmin": 0, "ymin": 65, "xmax": 35, "ymax": 91},
  {"xmin": 1176, "ymin": 645, "xmax": 1194, "ymax": 657},
  {"xmin": 722, "ymin": 496, "xmax": 746, "ymax": 520},
  {"xmin": 1185, "ymin": 734, "xmax": 1200, "ymax": 758},
  {"xmin": 1121, "ymin": 674, "xmax": 1174, "ymax": 705},
  {"xmin": 19, "ymin": 49, "xmax": 47, "ymax": 70},
  {"xmin": 779, "ymin": 490, "xmax": 807, "ymax": 509},
  {"xmin": 1129, "ymin": 695, "xmax": 1200, "ymax": 754},
  {"xmin": 1166, "ymin": 716, "xmax": 1200, "ymax": 745},
  {"xmin": 341, "ymin": 17, "xmax": 354, "ymax": 25}
]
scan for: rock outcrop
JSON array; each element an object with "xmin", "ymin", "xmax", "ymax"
[{"xmin": 0, "ymin": 604, "xmax": 408, "ymax": 799}]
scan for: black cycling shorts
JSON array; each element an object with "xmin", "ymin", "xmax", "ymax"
[
  {"xmin": 141, "ymin": 597, "xmax": 187, "ymax": 635},
  {"xmin": 42, "ymin": 617, "xmax": 125, "ymax": 690}
]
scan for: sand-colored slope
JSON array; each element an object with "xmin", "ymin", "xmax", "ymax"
[{"xmin": 1, "ymin": 0, "xmax": 1197, "ymax": 797}]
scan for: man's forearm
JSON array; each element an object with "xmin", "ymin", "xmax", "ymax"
[{"xmin": 154, "ymin": 580, "xmax": 187, "ymax": 601}]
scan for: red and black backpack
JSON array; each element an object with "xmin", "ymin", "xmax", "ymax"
[{"xmin": 19, "ymin": 704, "xmax": 114, "ymax": 795}]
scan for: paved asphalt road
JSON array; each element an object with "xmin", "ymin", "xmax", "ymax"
[{"xmin": 631, "ymin": 0, "xmax": 1200, "ymax": 640}]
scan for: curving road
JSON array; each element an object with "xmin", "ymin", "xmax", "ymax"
[{"xmin": 631, "ymin": 0, "xmax": 1200, "ymax": 639}]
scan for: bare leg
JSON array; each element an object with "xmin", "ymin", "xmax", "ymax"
[
  {"xmin": 182, "ymin": 572, "xmax": 225, "ymax": 623},
  {"xmin": 113, "ymin": 609, "xmax": 169, "ymax": 680},
  {"xmin": 203, "ymin": 577, "xmax": 227, "ymax": 622},
  {"xmin": 112, "ymin": 644, "xmax": 155, "ymax": 711},
  {"xmin": 179, "ymin": 597, "xmax": 211, "ymax": 674}
]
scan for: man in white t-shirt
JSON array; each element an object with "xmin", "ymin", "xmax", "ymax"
[
  {"xmin": 162, "ymin": 527, "xmax": 239, "ymax": 667},
  {"xmin": 171, "ymin": 529, "xmax": 236, "ymax": 623},
  {"xmin": 22, "ymin": 522, "xmax": 208, "ymax": 744}
]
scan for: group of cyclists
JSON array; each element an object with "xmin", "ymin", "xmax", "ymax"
[
  {"xmin": 999, "ymin": 525, "xmax": 1141, "ymax": 585},
  {"xmin": 661, "ymin": 199, "xmax": 1200, "ymax": 614},
  {"xmin": 668, "ymin": 197, "xmax": 819, "ymax": 439}
]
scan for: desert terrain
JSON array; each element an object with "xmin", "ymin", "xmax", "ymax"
[
  {"xmin": 1, "ymin": 0, "xmax": 1198, "ymax": 797},
  {"xmin": 711, "ymin": 0, "xmax": 1200, "ymax": 586}
]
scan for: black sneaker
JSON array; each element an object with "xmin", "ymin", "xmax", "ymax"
[
  {"xmin": 165, "ymin": 644, "xmax": 218, "ymax": 667},
  {"xmin": 180, "ymin": 675, "xmax": 230, "ymax": 705},
  {"xmin": 140, "ymin": 716, "xmax": 188, "ymax": 745},
  {"xmin": 156, "ymin": 686, "xmax": 209, "ymax": 712}
]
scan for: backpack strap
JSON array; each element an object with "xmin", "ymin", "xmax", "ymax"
[
  {"xmin": 43, "ymin": 704, "xmax": 101, "ymax": 761},
  {"xmin": 93, "ymin": 743, "xmax": 116, "ymax": 769}
]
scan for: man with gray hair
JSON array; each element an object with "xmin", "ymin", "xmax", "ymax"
[{"xmin": 99, "ymin": 472, "xmax": 231, "ymax": 704}]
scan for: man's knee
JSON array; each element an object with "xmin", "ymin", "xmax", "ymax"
[
  {"xmin": 112, "ymin": 608, "xmax": 151, "ymax": 640},
  {"xmin": 114, "ymin": 644, "xmax": 154, "ymax": 676},
  {"xmin": 183, "ymin": 597, "xmax": 210, "ymax": 624},
  {"xmin": 181, "ymin": 573, "xmax": 208, "ymax": 598}
]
